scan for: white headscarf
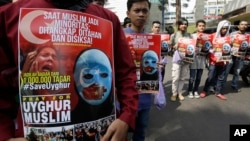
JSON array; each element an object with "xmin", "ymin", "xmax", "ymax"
[{"xmin": 213, "ymin": 20, "xmax": 231, "ymax": 42}]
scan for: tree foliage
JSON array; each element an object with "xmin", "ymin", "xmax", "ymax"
[{"xmin": 158, "ymin": 0, "xmax": 168, "ymax": 11}]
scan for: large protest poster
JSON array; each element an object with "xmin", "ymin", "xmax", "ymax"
[
  {"xmin": 213, "ymin": 36, "xmax": 231, "ymax": 61},
  {"xmin": 126, "ymin": 34, "xmax": 161, "ymax": 94},
  {"xmin": 196, "ymin": 33, "xmax": 213, "ymax": 56},
  {"xmin": 177, "ymin": 38, "xmax": 197, "ymax": 63},
  {"xmin": 161, "ymin": 34, "xmax": 170, "ymax": 55},
  {"xmin": 18, "ymin": 8, "xmax": 115, "ymax": 140},
  {"xmin": 231, "ymin": 33, "xmax": 249, "ymax": 58}
]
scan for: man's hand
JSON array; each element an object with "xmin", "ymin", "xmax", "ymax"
[
  {"xmin": 6, "ymin": 138, "xmax": 27, "ymax": 141},
  {"xmin": 101, "ymin": 119, "xmax": 129, "ymax": 141}
]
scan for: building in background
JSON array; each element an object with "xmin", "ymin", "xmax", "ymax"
[
  {"xmin": 104, "ymin": 0, "xmax": 127, "ymax": 23},
  {"xmin": 104, "ymin": 0, "xmax": 243, "ymax": 32},
  {"xmin": 164, "ymin": 0, "xmax": 232, "ymax": 25},
  {"xmin": 203, "ymin": 0, "xmax": 232, "ymax": 20},
  {"xmin": 165, "ymin": 0, "xmax": 196, "ymax": 24},
  {"xmin": 105, "ymin": 0, "xmax": 162, "ymax": 32},
  {"xmin": 223, "ymin": 0, "xmax": 250, "ymax": 25}
]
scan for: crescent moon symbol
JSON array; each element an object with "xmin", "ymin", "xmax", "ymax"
[{"xmin": 19, "ymin": 10, "xmax": 50, "ymax": 44}]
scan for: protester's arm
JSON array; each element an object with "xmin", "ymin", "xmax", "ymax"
[
  {"xmin": 0, "ymin": 4, "xmax": 22, "ymax": 140},
  {"xmin": 101, "ymin": 12, "xmax": 138, "ymax": 141},
  {"xmin": 112, "ymin": 14, "xmax": 138, "ymax": 130},
  {"xmin": 169, "ymin": 33, "xmax": 175, "ymax": 48}
]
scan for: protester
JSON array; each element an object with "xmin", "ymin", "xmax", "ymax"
[
  {"xmin": 200, "ymin": 20, "xmax": 231, "ymax": 100},
  {"xmin": 169, "ymin": 17, "xmax": 192, "ymax": 101},
  {"xmin": 0, "ymin": 0, "xmax": 138, "ymax": 141},
  {"xmin": 123, "ymin": 17, "xmax": 131, "ymax": 28},
  {"xmin": 151, "ymin": 20, "xmax": 161, "ymax": 34},
  {"xmin": 124, "ymin": 0, "xmax": 152, "ymax": 140},
  {"xmin": 151, "ymin": 20, "xmax": 168, "ymax": 81},
  {"xmin": 187, "ymin": 19, "xmax": 207, "ymax": 99},
  {"xmin": 165, "ymin": 25, "xmax": 175, "ymax": 35},
  {"xmin": 223, "ymin": 20, "xmax": 249, "ymax": 92},
  {"xmin": 165, "ymin": 25, "xmax": 175, "ymax": 56}
]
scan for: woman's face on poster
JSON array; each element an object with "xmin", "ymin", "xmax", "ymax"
[{"xmin": 35, "ymin": 47, "xmax": 58, "ymax": 72}]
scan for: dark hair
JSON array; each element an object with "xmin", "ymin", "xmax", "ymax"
[
  {"xmin": 36, "ymin": 46, "xmax": 58, "ymax": 55},
  {"xmin": 0, "ymin": 0, "xmax": 11, "ymax": 6},
  {"xmin": 50, "ymin": 0, "xmax": 91, "ymax": 9},
  {"xmin": 152, "ymin": 20, "xmax": 161, "ymax": 25},
  {"xmin": 239, "ymin": 20, "xmax": 248, "ymax": 24},
  {"xmin": 196, "ymin": 19, "xmax": 206, "ymax": 27},
  {"xmin": 93, "ymin": 0, "xmax": 106, "ymax": 6},
  {"xmin": 20, "ymin": 45, "xmax": 58, "ymax": 70},
  {"xmin": 123, "ymin": 17, "xmax": 131, "ymax": 27},
  {"xmin": 176, "ymin": 17, "xmax": 188, "ymax": 30},
  {"xmin": 165, "ymin": 25, "xmax": 174, "ymax": 35},
  {"xmin": 127, "ymin": 0, "xmax": 151, "ymax": 11}
]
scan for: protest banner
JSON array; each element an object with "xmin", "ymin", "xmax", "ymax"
[
  {"xmin": 196, "ymin": 33, "xmax": 213, "ymax": 56},
  {"xmin": 177, "ymin": 38, "xmax": 197, "ymax": 63},
  {"xmin": 19, "ymin": 8, "xmax": 115, "ymax": 140},
  {"xmin": 231, "ymin": 34, "xmax": 249, "ymax": 58},
  {"xmin": 161, "ymin": 34, "xmax": 170, "ymax": 55},
  {"xmin": 126, "ymin": 34, "xmax": 161, "ymax": 94},
  {"xmin": 213, "ymin": 36, "xmax": 231, "ymax": 61}
]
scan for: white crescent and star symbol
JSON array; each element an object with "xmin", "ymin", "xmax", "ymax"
[{"xmin": 19, "ymin": 10, "xmax": 50, "ymax": 44}]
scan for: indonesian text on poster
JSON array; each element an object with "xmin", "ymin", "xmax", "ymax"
[
  {"xmin": 126, "ymin": 34, "xmax": 161, "ymax": 94},
  {"xmin": 19, "ymin": 8, "xmax": 115, "ymax": 140},
  {"xmin": 177, "ymin": 38, "xmax": 197, "ymax": 63}
]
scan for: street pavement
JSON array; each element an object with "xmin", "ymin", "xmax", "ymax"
[{"xmin": 145, "ymin": 56, "xmax": 250, "ymax": 141}]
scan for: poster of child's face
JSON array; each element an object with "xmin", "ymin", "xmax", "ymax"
[{"xmin": 74, "ymin": 49, "xmax": 112, "ymax": 105}]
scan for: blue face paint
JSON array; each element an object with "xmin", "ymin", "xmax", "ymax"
[
  {"xmin": 142, "ymin": 50, "xmax": 158, "ymax": 75},
  {"xmin": 186, "ymin": 44, "xmax": 195, "ymax": 55},
  {"xmin": 74, "ymin": 49, "xmax": 112, "ymax": 105},
  {"xmin": 161, "ymin": 41, "xmax": 169, "ymax": 50},
  {"xmin": 223, "ymin": 43, "xmax": 231, "ymax": 54},
  {"xmin": 241, "ymin": 41, "xmax": 248, "ymax": 50},
  {"xmin": 204, "ymin": 41, "xmax": 212, "ymax": 51}
]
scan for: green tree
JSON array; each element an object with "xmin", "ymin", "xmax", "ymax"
[{"xmin": 158, "ymin": 0, "xmax": 168, "ymax": 11}]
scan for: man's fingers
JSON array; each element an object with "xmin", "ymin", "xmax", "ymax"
[{"xmin": 101, "ymin": 126, "xmax": 115, "ymax": 141}]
